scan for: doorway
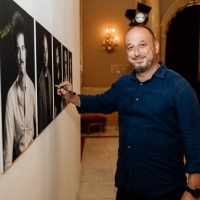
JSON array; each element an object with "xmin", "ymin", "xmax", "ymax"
[{"xmin": 165, "ymin": 5, "xmax": 200, "ymax": 99}]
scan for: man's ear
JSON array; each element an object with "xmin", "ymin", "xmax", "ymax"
[{"xmin": 154, "ymin": 41, "xmax": 159, "ymax": 54}]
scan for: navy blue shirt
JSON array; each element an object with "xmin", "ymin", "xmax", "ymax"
[{"xmin": 77, "ymin": 63, "xmax": 200, "ymax": 197}]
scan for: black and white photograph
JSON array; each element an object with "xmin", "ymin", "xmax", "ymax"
[
  {"xmin": 62, "ymin": 45, "xmax": 69, "ymax": 82},
  {"xmin": 68, "ymin": 50, "xmax": 73, "ymax": 83},
  {"xmin": 0, "ymin": 1, "xmax": 36, "ymax": 171},
  {"xmin": 53, "ymin": 37, "xmax": 62, "ymax": 117},
  {"xmin": 62, "ymin": 45, "xmax": 69, "ymax": 108},
  {"xmin": 36, "ymin": 22, "xmax": 53, "ymax": 134}
]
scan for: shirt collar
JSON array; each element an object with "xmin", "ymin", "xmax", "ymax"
[
  {"xmin": 128, "ymin": 62, "xmax": 167, "ymax": 81},
  {"xmin": 16, "ymin": 75, "xmax": 27, "ymax": 90}
]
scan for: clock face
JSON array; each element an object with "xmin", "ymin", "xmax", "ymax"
[{"xmin": 135, "ymin": 12, "xmax": 146, "ymax": 24}]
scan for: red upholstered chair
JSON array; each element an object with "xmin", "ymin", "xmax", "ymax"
[{"xmin": 81, "ymin": 115, "xmax": 107, "ymax": 134}]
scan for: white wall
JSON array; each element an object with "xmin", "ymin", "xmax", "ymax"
[{"xmin": 0, "ymin": 0, "xmax": 81, "ymax": 199}]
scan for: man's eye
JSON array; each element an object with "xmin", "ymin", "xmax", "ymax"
[
  {"xmin": 127, "ymin": 46, "xmax": 133, "ymax": 51},
  {"xmin": 140, "ymin": 43, "xmax": 146, "ymax": 47}
]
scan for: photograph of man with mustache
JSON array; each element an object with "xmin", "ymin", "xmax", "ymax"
[{"xmin": 3, "ymin": 11, "xmax": 36, "ymax": 171}]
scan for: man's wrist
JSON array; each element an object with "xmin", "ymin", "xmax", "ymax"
[
  {"xmin": 68, "ymin": 94, "xmax": 81, "ymax": 107},
  {"xmin": 186, "ymin": 185, "xmax": 200, "ymax": 198}
]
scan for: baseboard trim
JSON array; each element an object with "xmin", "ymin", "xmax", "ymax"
[{"xmin": 105, "ymin": 126, "xmax": 119, "ymax": 130}]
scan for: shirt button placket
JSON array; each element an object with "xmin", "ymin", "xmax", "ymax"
[
  {"xmin": 127, "ymin": 145, "xmax": 131, "ymax": 165},
  {"xmin": 135, "ymin": 82, "xmax": 143, "ymax": 102}
]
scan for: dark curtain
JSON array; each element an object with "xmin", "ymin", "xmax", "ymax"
[{"xmin": 166, "ymin": 5, "xmax": 200, "ymax": 97}]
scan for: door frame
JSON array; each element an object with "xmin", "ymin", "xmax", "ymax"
[{"xmin": 160, "ymin": 0, "xmax": 200, "ymax": 62}]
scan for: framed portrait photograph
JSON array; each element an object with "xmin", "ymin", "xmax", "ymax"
[
  {"xmin": 53, "ymin": 37, "xmax": 62, "ymax": 118},
  {"xmin": 62, "ymin": 45, "xmax": 69, "ymax": 108},
  {"xmin": 0, "ymin": 1, "xmax": 36, "ymax": 172},
  {"xmin": 36, "ymin": 22, "xmax": 53, "ymax": 134},
  {"xmin": 68, "ymin": 50, "xmax": 73, "ymax": 84}
]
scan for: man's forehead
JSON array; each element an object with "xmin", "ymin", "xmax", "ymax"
[
  {"xmin": 16, "ymin": 33, "xmax": 25, "ymax": 44},
  {"xmin": 125, "ymin": 27, "xmax": 152, "ymax": 43},
  {"xmin": 43, "ymin": 35, "xmax": 48, "ymax": 46},
  {"xmin": 16, "ymin": 32, "xmax": 25, "ymax": 39},
  {"xmin": 127, "ymin": 27, "xmax": 149, "ymax": 37}
]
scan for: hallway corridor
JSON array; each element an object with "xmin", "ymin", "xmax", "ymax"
[{"xmin": 77, "ymin": 130, "xmax": 119, "ymax": 200}]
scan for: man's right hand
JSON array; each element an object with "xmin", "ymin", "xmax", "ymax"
[
  {"xmin": 57, "ymin": 81, "xmax": 81, "ymax": 107},
  {"xmin": 57, "ymin": 81, "xmax": 73, "ymax": 100}
]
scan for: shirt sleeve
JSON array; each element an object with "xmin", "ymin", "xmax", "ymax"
[
  {"xmin": 4, "ymin": 92, "xmax": 15, "ymax": 170},
  {"xmin": 76, "ymin": 80, "xmax": 120, "ymax": 114},
  {"xmin": 177, "ymin": 83, "xmax": 200, "ymax": 173}
]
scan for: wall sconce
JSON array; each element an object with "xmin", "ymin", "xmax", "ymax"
[{"xmin": 102, "ymin": 26, "xmax": 118, "ymax": 53}]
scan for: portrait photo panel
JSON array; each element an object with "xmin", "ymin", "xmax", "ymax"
[
  {"xmin": 36, "ymin": 22, "xmax": 53, "ymax": 134},
  {"xmin": 0, "ymin": 1, "xmax": 36, "ymax": 171},
  {"xmin": 62, "ymin": 45, "xmax": 69, "ymax": 108},
  {"xmin": 53, "ymin": 37, "xmax": 63, "ymax": 118},
  {"xmin": 69, "ymin": 50, "xmax": 73, "ymax": 84}
]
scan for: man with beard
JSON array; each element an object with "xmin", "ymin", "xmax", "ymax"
[
  {"xmin": 54, "ymin": 46, "xmax": 62, "ymax": 117},
  {"xmin": 62, "ymin": 49, "xmax": 68, "ymax": 108},
  {"xmin": 3, "ymin": 11, "xmax": 36, "ymax": 171},
  {"xmin": 57, "ymin": 25, "xmax": 200, "ymax": 200},
  {"xmin": 63, "ymin": 49, "xmax": 68, "ymax": 82},
  {"xmin": 38, "ymin": 34, "xmax": 53, "ymax": 133}
]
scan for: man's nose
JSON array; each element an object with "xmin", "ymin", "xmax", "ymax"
[
  {"xmin": 20, "ymin": 50, "xmax": 23, "ymax": 62},
  {"xmin": 134, "ymin": 46, "xmax": 141, "ymax": 56},
  {"xmin": 44, "ymin": 53, "xmax": 47, "ymax": 61}
]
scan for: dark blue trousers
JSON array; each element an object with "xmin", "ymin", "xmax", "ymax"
[{"xmin": 116, "ymin": 188, "xmax": 185, "ymax": 200}]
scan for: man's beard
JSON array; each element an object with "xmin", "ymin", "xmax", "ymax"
[
  {"xmin": 18, "ymin": 63, "xmax": 25, "ymax": 80},
  {"xmin": 19, "ymin": 70, "xmax": 24, "ymax": 80},
  {"xmin": 133, "ymin": 65, "xmax": 148, "ymax": 73},
  {"xmin": 131, "ymin": 54, "xmax": 155, "ymax": 73}
]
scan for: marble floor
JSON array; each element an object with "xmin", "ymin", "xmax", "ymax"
[
  {"xmin": 77, "ymin": 129, "xmax": 189, "ymax": 200},
  {"xmin": 77, "ymin": 129, "xmax": 119, "ymax": 200}
]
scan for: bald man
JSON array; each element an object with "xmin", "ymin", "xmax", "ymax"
[{"xmin": 58, "ymin": 25, "xmax": 200, "ymax": 200}]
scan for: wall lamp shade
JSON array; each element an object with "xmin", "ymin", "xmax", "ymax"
[
  {"xmin": 125, "ymin": 3, "xmax": 151, "ymax": 26},
  {"xmin": 102, "ymin": 26, "xmax": 118, "ymax": 53}
]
